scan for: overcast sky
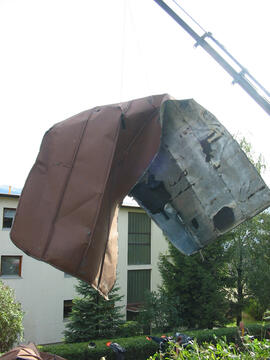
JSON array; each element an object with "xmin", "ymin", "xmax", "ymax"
[{"xmin": 1, "ymin": 0, "xmax": 269, "ymax": 188}]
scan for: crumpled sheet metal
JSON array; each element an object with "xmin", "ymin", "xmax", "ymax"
[
  {"xmin": 11, "ymin": 94, "xmax": 270, "ymax": 298},
  {"xmin": 131, "ymin": 99, "xmax": 270, "ymax": 255},
  {"xmin": 0, "ymin": 343, "xmax": 67, "ymax": 360}
]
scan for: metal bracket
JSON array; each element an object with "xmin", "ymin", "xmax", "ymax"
[
  {"xmin": 232, "ymin": 70, "xmax": 247, "ymax": 85},
  {"xmin": 194, "ymin": 32, "xmax": 212, "ymax": 48}
]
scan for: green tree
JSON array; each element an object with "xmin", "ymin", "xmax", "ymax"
[
  {"xmin": 220, "ymin": 138, "xmax": 270, "ymax": 324},
  {"xmin": 64, "ymin": 281, "xmax": 124, "ymax": 342},
  {"xmin": 137, "ymin": 289, "xmax": 182, "ymax": 333},
  {"xmin": 221, "ymin": 220, "xmax": 256, "ymax": 325},
  {"xmin": 158, "ymin": 238, "xmax": 230, "ymax": 329},
  {"xmin": 0, "ymin": 281, "xmax": 24, "ymax": 352},
  {"xmin": 245, "ymin": 212, "xmax": 270, "ymax": 316}
]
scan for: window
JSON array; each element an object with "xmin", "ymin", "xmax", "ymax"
[
  {"xmin": 2, "ymin": 208, "xmax": 16, "ymax": 229},
  {"xmin": 1, "ymin": 256, "xmax": 22, "ymax": 276},
  {"xmin": 127, "ymin": 269, "xmax": 151, "ymax": 304},
  {"xmin": 63, "ymin": 300, "xmax": 73, "ymax": 319},
  {"xmin": 128, "ymin": 212, "xmax": 151, "ymax": 265},
  {"xmin": 64, "ymin": 273, "xmax": 73, "ymax": 278}
]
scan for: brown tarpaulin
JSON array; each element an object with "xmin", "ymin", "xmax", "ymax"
[{"xmin": 11, "ymin": 94, "xmax": 170, "ymax": 297}]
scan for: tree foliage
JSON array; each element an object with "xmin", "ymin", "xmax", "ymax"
[
  {"xmin": 220, "ymin": 138, "xmax": 270, "ymax": 323},
  {"xmin": 158, "ymin": 238, "xmax": 230, "ymax": 329},
  {"xmin": 245, "ymin": 212, "xmax": 270, "ymax": 315},
  {"xmin": 137, "ymin": 289, "xmax": 182, "ymax": 332},
  {"xmin": 64, "ymin": 281, "xmax": 124, "ymax": 342},
  {"xmin": 0, "ymin": 281, "xmax": 24, "ymax": 352}
]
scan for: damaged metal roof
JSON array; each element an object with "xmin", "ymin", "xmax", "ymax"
[{"xmin": 10, "ymin": 94, "xmax": 270, "ymax": 297}]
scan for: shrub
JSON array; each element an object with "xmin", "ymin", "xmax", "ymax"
[
  {"xmin": 137, "ymin": 290, "xmax": 183, "ymax": 333},
  {"xmin": 39, "ymin": 324, "xmax": 270, "ymax": 360},
  {"xmin": 0, "ymin": 281, "xmax": 24, "ymax": 352},
  {"xmin": 245, "ymin": 298, "xmax": 265, "ymax": 320},
  {"xmin": 40, "ymin": 336, "xmax": 158, "ymax": 360},
  {"xmin": 118, "ymin": 321, "xmax": 142, "ymax": 337}
]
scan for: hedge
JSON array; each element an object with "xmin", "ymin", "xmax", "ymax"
[
  {"xmin": 39, "ymin": 324, "xmax": 270, "ymax": 360},
  {"xmin": 39, "ymin": 336, "xmax": 157, "ymax": 360},
  {"xmin": 185, "ymin": 324, "xmax": 269, "ymax": 344}
]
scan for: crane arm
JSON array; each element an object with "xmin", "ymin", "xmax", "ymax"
[{"xmin": 154, "ymin": 0, "xmax": 270, "ymax": 116}]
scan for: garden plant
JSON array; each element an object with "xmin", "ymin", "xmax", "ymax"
[
  {"xmin": 147, "ymin": 336, "xmax": 270, "ymax": 359},
  {"xmin": 0, "ymin": 281, "xmax": 24, "ymax": 353}
]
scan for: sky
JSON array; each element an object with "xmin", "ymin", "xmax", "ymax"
[{"xmin": 0, "ymin": 0, "xmax": 269, "ymax": 188}]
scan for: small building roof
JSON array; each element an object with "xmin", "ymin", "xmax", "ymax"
[
  {"xmin": 0, "ymin": 185, "xmax": 21, "ymax": 197},
  {"xmin": 121, "ymin": 196, "xmax": 139, "ymax": 208}
]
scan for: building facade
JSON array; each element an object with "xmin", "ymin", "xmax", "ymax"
[{"xmin": 0, "ymin": 188, "xmax": 167, "ymax": 344}]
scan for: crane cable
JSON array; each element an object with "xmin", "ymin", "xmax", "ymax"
[
  {"xmin": 171, "ymin": 0, "xmax": 207, "ymax": 33},
  {"xmin": 154, "ymin": 0, "xmax": 270, "ymax": 116}
]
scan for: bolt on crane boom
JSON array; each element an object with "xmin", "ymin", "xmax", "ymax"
[{"xmin": 154, "ymin": 0, "xmax": 270, "ymax": 116}]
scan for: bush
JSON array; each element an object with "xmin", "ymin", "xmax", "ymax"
[
  {"xmin": 118, "ymin": 321, "xmax": 142, "ymax": 337},
  {"xmin": 137, "ymin": 290, "xmax": 183, "ymax": 333},
  {"xmin": 39, "ymin": 324, "xmax": 270, "ymax": 360},
  {"xmin": 245, "ymin": 299, "xmax": 265, "ymax": 320},
  {"xmin": 40, "ymin": 336, "xmax": 157, "ymax": 360},
  {"xmin": 176, "ymin": 324, "xmax": 270, "ymax": 345},
  {"xmin": 0, "ymin": 281, "xmax": 24, "ymax": 352}
]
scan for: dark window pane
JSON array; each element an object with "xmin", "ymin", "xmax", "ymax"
[
  {"xmin": 126, "ymin": 311, "xmax": 138, "ymax": 321},
  {"xmin": 3, "ymin": 208, "xmax": 16, "ymax": 229},
  {"xmin": 63, "ymin": 300, "xmax": 73, "ymax": 318},
  {"xmin": 128, "ymin": 213, "xmax": 151, "ymax": 265},
  {"xmin": 1, "ymin": 256, "xmax": 22, "ymax": 276},
  {"xmin": 64, "ymin": 273, "xmax": 73, "ymax": 278},
  {"xmin": 127, "ymin": 270, "xmax": 151, "ymax": 304}
]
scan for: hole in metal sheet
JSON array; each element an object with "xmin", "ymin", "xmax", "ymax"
[
  {"xmin": 130, "ymin": 175, "xmax": 171, "ymax": 214},
  {"xmin": 200, "ymin": 138, "xmax": 211, "ymax": 162},
  {"xmin": 213, "ymin": 207, "xmax": 235, "ymax": 231},
  {"xmin": 191, "ymin": 218, "xmax": 199, "ymax": 229}
]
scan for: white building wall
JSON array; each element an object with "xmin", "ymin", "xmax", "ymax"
[
  {"xmin": 0, "ymin": 194, "xmax": 168, "ymax": 345},
  {"xmin": 0, "ymin": 195, "xmax": 78, "ymax": 344}
]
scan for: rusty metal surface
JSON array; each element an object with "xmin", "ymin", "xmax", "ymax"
[
  {"xmin": 131, "ymin": 99, "xmax": 270, "ymax": 255},
  {"xmin": 10, "ymin": 94, "xmax": 270, "ymax": 297}
]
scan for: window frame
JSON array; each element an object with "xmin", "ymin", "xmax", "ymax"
[
  {"xmin": 63, "ymin": 299, "xmax": 73, "ymax": 319},
  {"xmin": 2, "ymin": 208, "xmax": 16, "ymax": 230},
  {"xmin": 127, "ymin": 269, "xmax": 151, "ymax": 305},
  {"xmin": 128, "ymin": 212, "xmax": 151, "ymax": 265},
  {"xmin": 0, "ymin": 255, "xmax": 22, "ymax": 277}
]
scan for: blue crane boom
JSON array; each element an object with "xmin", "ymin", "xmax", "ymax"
[{"xmin": 154, "ymin": 0, "xmax": 270, "ymax": 116}]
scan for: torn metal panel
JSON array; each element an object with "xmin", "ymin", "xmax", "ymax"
[
  {"xmin": 10, "ymin": 94, "xmax": 270, "ymax": 298},
  {"xmin": 130, "ymin": 99, "xmax": 270, "ymax": 255}
]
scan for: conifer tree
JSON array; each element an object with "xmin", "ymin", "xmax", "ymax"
[
  {"xmin": 64, "ymin": 281, "xmax": 124, "ymax": 342},
  {"xmin": 159, "ymin": 238, "xmax": 230, "ymax": 329}
]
